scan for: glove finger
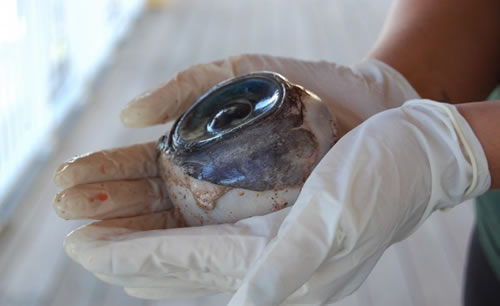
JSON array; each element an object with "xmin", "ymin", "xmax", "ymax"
[
  {"xmin": 119, "ymin": 54, "xmax": 299, "ymax": 128},
  {"xmin": 54, "ymin": 178, "xmax": 170, "ymax": 220},
  {"xmin": 120, "ymin": 60, "xmax": 236, "ymax": 127},
  {"xmin": 64, "ymin": 211, "xmax": 182, "ymax": 267},
  {"xmin": 124, "ymin": 286, "xmax": 222, "ymax": 300},
  {"xmin": 54, "ymin": 142, "xmax": 158, "ymax": 188},
  {"xmin": 64, "ymin": 208, "xmax": 289, "ymax": 278},
  {"xmin": 94, "ymin": 269, "xmax": 240, "ymax": 292}
]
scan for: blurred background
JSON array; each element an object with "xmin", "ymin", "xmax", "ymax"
[{"xmin": 0, "ymin": 0, "xmax": 475, "ymax": 305}]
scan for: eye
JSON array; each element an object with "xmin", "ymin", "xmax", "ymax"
[
  {"xmin": 206, "ymin": 99, "xmax": 253, "ymax": 133},
  {"xmin": 170, "ymin": 72, "xmax": 286, "ymax": 150}
]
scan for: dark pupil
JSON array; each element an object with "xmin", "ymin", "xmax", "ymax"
[{"xmin": 207, "ymin": 101, "xmax": 252, "ymax": 132}]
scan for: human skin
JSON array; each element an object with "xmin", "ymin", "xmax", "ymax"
[
  {"xmin": 368, "ymin": 0, "xmax": 500, "ymax": 103},
  {"xmin": 367, "ymin": 0, "xmax": 500, "ymax": 189}
]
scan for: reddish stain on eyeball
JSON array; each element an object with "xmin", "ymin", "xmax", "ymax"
[{"xmin": 272, "ymin": 201, "xmax": 289, "ymax": 211}]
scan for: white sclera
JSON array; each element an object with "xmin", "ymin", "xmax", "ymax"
[{"xmin": 169, "ymin": 180, "xmax": 300, "ymax": 226}]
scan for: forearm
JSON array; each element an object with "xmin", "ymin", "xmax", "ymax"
[
  {"xmin": 457, "ymin": 101, "xmax": 500, "ymax": 189},
  {"xmin": 368, "ymin": 0, "xmax": 500, "ymax": 103}
]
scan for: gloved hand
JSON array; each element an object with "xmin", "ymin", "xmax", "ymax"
[
  {"xmin": 54, "ymin": 54, "xmax": 417, "ymax": 219},
  {"xmin": 229, "ymin": 99, "xmax": 491, "ymax": 305},
  {"xmin": 53, "ymin": 54, "xmax": 420, "ymax": 300}
]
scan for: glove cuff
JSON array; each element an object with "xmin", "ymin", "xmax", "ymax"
[
  {"xmin": 405, "ymin": 100, "xmax": 491, "ymax": 201},
  {"xmin": 447, "ymin": 104, "xmax": 491, "ymax": 199}
]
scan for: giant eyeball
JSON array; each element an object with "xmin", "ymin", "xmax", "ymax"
[{"xmin": 157, "ymin": 72, "xmax": 338, "ymax": 226}]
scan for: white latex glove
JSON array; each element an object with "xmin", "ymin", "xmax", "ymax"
[
  {"xmin": 54, "ymin": 54, "xmax": 417, "ymax": 218},
  {"xmin": 229, "ymin": 100, "xmax": 491, "ymax": 305},
  {"xmin": 54, "ymin": 54, "xmax": 419, "ymax": 300}
]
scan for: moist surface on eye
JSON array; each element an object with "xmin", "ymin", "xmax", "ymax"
[{"xmin": 165, "ymin": 86, "xmax": 319, "ymax": 191}]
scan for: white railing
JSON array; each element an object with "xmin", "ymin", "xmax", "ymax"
[{"xmin": 0, "ymin": 0, "xmax": 144, "ymax": 214}]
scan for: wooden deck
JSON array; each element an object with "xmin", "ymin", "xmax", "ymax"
[{"xmin": 0, "ymin": 0, "xmax": 474, "ymax": 305}]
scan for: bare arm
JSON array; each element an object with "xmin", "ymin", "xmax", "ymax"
[
  {"xmin": 366, "ymin": 0, "xmax": 500, "ymax": 188},
  {"xmin": 368, "ymin": 0, "xmax": 500, "ymax": 103}
]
